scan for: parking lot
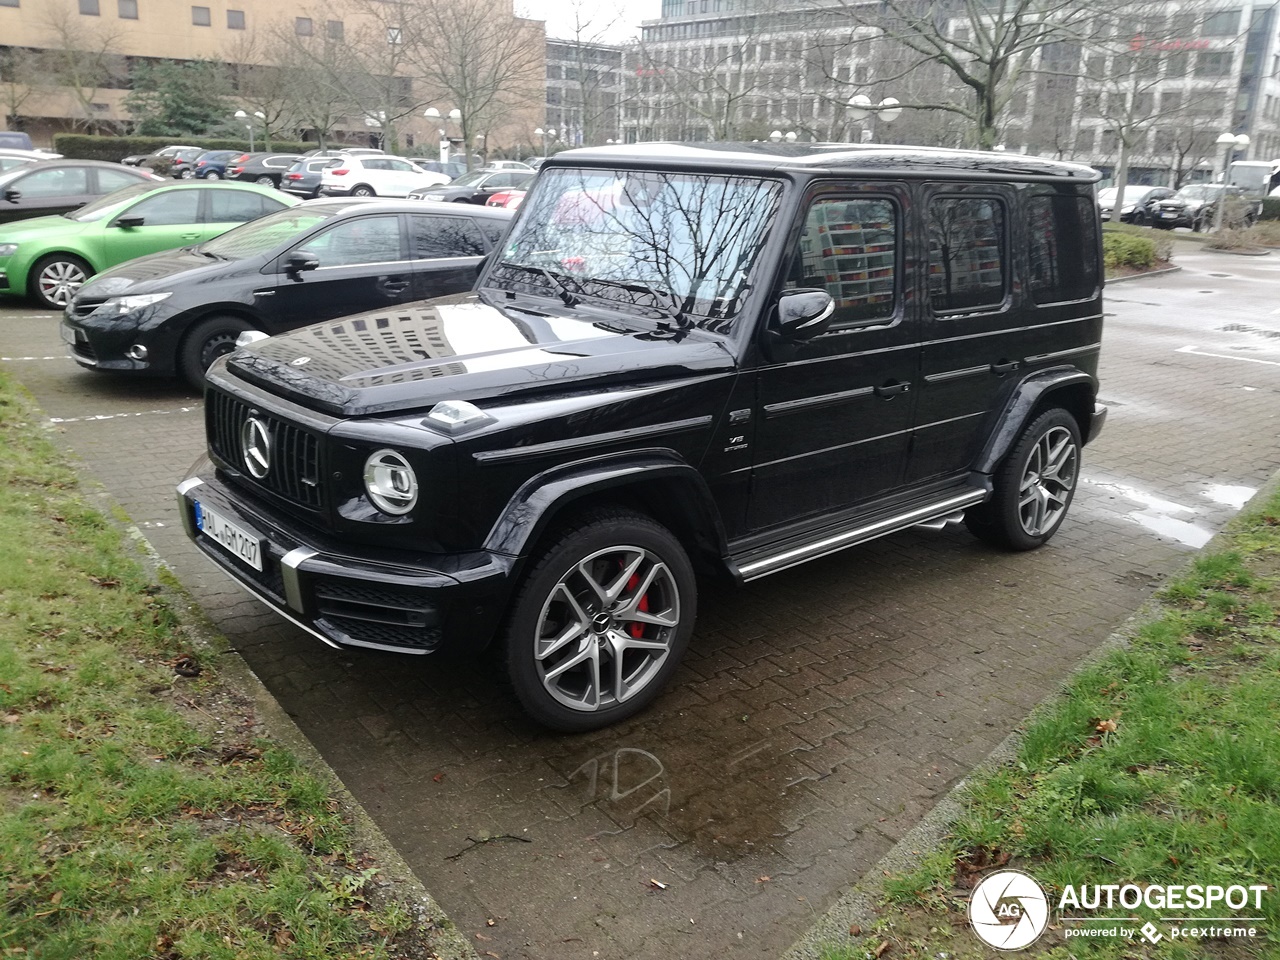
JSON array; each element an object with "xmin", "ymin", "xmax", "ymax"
[{"xmin": 3, "ymin": 242, "xmax": 1279, "ymax": 959}]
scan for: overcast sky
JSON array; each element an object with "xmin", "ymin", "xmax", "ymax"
[{"xmin": 514, "ymin": 0, "xmax": 657, "ymax": 44}]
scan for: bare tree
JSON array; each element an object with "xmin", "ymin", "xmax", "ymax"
[
  {"xmin": 223, "ymin": 31, "xmax": 306, "ymax": 148},
  {"xmin": 1, "ymin": 48, "xmax": 56, "ymax": 130},
  {"xmin": 547, "ymin": 0, "xmax": 628, "ymax": 146},
  {"xmin": 37, "ymin": 2, "xmax": 126, "ymax": 133}
]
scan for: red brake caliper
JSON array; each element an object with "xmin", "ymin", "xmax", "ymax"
[{"xmin": 624, "ymin": 572, "xmax": 648, "ymax": 638}]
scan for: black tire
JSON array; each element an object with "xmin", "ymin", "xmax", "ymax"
[
  {"xmin": 254, "ymin": 175, "xmax": 275, "ymax": 186},
  {"xmin": 351, "ymin": 184, "xmax": 375, "ymax": 197},
  {"xmin": 503, "ymin": 508, "xmax": 696, "ymax": 732},
  {"xmin": 1131, "ymin": 210, "xmax": 1148, "ymax": 227},
  {"xmin": 30, "ymin": 253, "xmax": 92, "ymax": 310},
  {"xmin": 965, "ymin": 408, "xmax": 1082, "ymax": 551},
  {"xmin": 178, "ymin": 314, "xmax": 253, "ymax": 390}
]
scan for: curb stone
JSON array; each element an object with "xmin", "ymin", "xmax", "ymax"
[
  {"xmin": 782, "ymin": 465, "xmax": 1280, "ymax": 960},
  {"xmin": 1104, "ymin": 263, "xmax": 1181, "ymax": 284},
  {"xmin": 84, "ymin": 486, "xmax": 479, "ymax": 960}
]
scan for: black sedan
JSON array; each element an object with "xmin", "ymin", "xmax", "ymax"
[
  {"xmin": 63, "ymin": 199, "xmax": 513, "ymax": 388},
  {"xmin": 0, "ymin": 160, "xmax": 162, "ymax": 225},
  {"xmin": 409, "ymin": 170, "xmax": 533, "ymax": 204},
  {"xmin": 227, "ymin": 153, "xmax": 303, "ymax": 188}
]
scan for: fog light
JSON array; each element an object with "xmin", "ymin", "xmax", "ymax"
[{"xmin": 126, "ymin": 344, "xmax": 149, "ymax": 361}]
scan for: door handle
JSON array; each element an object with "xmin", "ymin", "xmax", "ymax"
[
  {"xmin": 990, "ymin": 360, "xmax": 1020, "ymax": 374},
  {"xmin": 180, "ymin": 234, "xmax": 200, "ymax": 241},
  {"xmin": 380, "ymin": 278, "xmax": 410, "ymax": 294},
  {"xmin": 874, "ymin": 381, "xmax": 910, "ymax": 399}
]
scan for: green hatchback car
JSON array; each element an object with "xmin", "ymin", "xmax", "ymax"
[{"xmin": 0, "ymin": 181, "xmax": 296, "ymax": 309}]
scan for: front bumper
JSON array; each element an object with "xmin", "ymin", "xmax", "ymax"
[
  {"xmin": 1089, "ymin": 402, "xmax": 1108, "ymax": 443},
  {"xmin": 177, "ymin": 459, "xmax": 515, "ymax": 655}
]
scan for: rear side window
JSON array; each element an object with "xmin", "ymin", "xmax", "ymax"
[
  {"xmin": 1027, "ymin": 195, "xmax": 1099, "ymax": 304},
  {"xmin": 790, "ymin": 196, "xmax": 897, "ymax": 326},
  {"xmin": 207, "ymin": 189, "xmax": 284, "ymax": 223},
  {"xmin": 927, "ymin": 197, "xmax": 1006, "ymax": 313},
  {"xmin": 411, "ymin": 215, "xmax": 486, "ymax": 258}
]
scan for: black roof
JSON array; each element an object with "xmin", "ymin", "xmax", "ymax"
[{"xmin": 549, "ymin": 142, "xmax": 1101, "ymax": 183}]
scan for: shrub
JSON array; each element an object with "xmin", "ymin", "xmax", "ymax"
[
  {"xmin": 52, "ymin": 134, "xmax": 319, "ymax": 162},
  {"xmin": 1260, "ymin": 197, "xmax": 1280, "ymax": 221},
  {"xmin": 1243, "ymin": 220, "xmax": 1280, "ymax": 246},
  {"xmin": 1205, "ymin": 228, "xmax": 1255, "ymax": 251},
  {"xmin": 1103, "ymin": 232, "xmax": 1157, "ymax": 270}
]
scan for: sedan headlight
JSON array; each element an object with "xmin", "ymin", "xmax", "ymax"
[
  {"xmin": 363, "ymin": 449, "xmax": 418, "ymax": 515},
  {"xmin": 97, "ymin": 292, "xmax": 173, "ymax": 315},
  {"xmin": 0, "ymin": 243, "xmax": 18, "ymax": 257},
  {"xmin": 417, "ymin": 193, "xmax": 444, "ymax": 201}
]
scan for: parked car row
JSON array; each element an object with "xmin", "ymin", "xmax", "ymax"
[{"xmin": 1099, "ymin": 182, "xmax": 1262, "ymax": 230}]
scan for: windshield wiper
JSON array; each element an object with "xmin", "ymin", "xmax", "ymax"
[
  {"xmin": 497, "ymin": 260, "xmax": 579, "ymax": 307},
  {"xmin": 590, "ymin": 278, "xmax": 692, "ymax": 332}
]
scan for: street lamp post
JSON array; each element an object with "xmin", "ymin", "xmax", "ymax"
[
  {"xmin": 424, "ymin": 107, "xmax": 464, "ymax": 164},
  {"xmin": 847, "ymin": 95, "xmax": 901, "ymax": 144},
  {"xmin": 534, "ymin": 126, "xmax": 556, "ymax": 158},
  {"xmin": 233, "ymin": 109, "xmax": 265, "ymax": 152},
  {"xmin": 1212, "ymin": 132, "xmax": 1251, "ymax": 232}
]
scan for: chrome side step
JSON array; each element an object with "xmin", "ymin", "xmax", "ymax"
[{"xmin": 735, "ymin": 490, "xmax": 986, "ymax": 582}]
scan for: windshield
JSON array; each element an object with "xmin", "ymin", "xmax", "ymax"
[
  {"xmin": 199, "ymin": 206, "xmax": 336, "ymax": 260},
  {"xmin": 450, "ymin": 171, "xmax": 489, "ymax": 186},
  {"xmin": 491, "ymin": 167, "xmax": 783, "ymax": 331},
  {"xmin": 1178, "ymin": 185, "xmax": 1219, "ymax": 199},
  {"xmin": 65, "ymin": 182, "xmax": 159, "ymax": 222}
]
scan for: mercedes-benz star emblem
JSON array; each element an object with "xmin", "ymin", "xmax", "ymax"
[{"xmin": 241, "ymin": 416, "xmax": 272, "ymax": 479}]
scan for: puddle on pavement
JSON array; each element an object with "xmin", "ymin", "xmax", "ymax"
[
  {"xmin": 1203, "ymin": 484, "xmax": 1257, "ymax": 510},
  {"xmin": 1080, "ymin": 475, "xmax": 1243, "ymax": 549}
]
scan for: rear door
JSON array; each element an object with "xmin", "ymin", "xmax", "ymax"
[
  {"xmin": 748, "ymin": 183, "xmax": 919, "ymax": 531},
  {"xmin": 407, "ymin": 212, "xmax": 489, "ymax": 300}
]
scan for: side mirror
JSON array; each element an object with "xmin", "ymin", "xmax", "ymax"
[
  {"xmin": 772, "ymin": 288, "xmax": 835, "ymax": 342},
  {"xmin": 285, "ymin": 250, "xmax": 320, "ymax": 274},
  {"xmin": 115, "ymin": 215, "xmax": 145, "ymax": 228},
  {"xmin": 3, "ymin": 188, "xmax": 19, "ymax": 203}
]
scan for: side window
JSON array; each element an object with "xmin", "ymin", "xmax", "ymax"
[
  {"xmin": 789, "ymin": 196, "xmax": 896, "ymax": 327},
  {"xmin": 411, "ymin": 215, "xmax": 486, "ymax": 258},
  {"xmin": 1027, "ymin": 195, "xmax": 1100, "ymax": 305},
  {"xmin": 123, "ymin": 190, "xmax": 200, "ymax": 225},
  {"xmin": 927, "ymin": 196, "xmax": 1006, "ymax": 313},
  {"xmin": 207, "ymin": 189, "xmax": 282, "ymax": 223},
  {"xmin": 362, "ymin": 159, "xmax": 386, "ymax": 171},
  {"xmin": 386, "ymin": 159, "xmax": 415, "ymax": 172},
  {"xmin": 15, "ymin": 166, "xmax": 89, "ymax": 198},
  {"xmin": 477, "ymin": 219, "xmax": 507, "ymax": 245},
  {"xmin": 97, "ymin": 168, "xmax": 144, "ymax": 193},
  {"xmin": 294, "ymin": 215, "xmax": 402, "ymax": 266}
]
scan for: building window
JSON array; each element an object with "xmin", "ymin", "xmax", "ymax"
[
  {"xmin": 227, "ymin": 9, "xmax": 244, "ymax": 29},
  {"xmin": 0, "ymin": 0, "xmax": 19, "ymax": 7},
  {"xmin": 326, "ymin": 19, "xmax": 343, "ymax": 40},
  {"xmin": 295, "ymin": 16, "xmax": 312, "ymax": 36},
  {"xmin": 117, "ymin": 0, "xmax": 137, "ymax": 18},
  {"xmin": 1202, "ymin": 9, "xmax": 1240, "ymax": 36},
  {"xmin": 387, "ymin": 25, "xmax": 402, "ymax": 43},
  {"xmin": 191, "ymin": 5, "xmax": 210, "ymax": 26},
  {"xmin": 79, "ymin": 0, "xmax": 100, "ymax": 15}
]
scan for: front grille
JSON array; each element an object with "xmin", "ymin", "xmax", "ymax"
[
  {"xmin": 207, "ymin": 388, "xmax": 324, "ymax": 510},
  {"xmin": 69, "ymin": 298, "xmax": 106, "ymax": 321},
  {"xmin": 314, "ymin": 580, "xmax": 440, "ymax": 651}
]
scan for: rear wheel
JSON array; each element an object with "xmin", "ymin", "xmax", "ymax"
[
  {"xmin": 178, "ymin": 314, "xmax": 253, "ymax": 390},
  {"xmin": 965, "ymin": 408, "xmax": 1082, "ymax": 551},
  {"xmin": 179, "ymin": 168, "xmax": 194, "ymax": 179},
  {"xmin": 254, "ymin": 175, "xmax": 275, "ymax": 186},
  {"xmin": 205, "ymin": 171, "xmax": 221, "ymax": 180},
  {"xmin": 503, "ymin": 509, "xmax": 696, "ymax": 732},
  {"xmin": 351, "ymin": 184, "xmax": 375, "ymax": 197},
  {"xmin": 1131, "ymin": 210, "xmax": 1148, "ymax": 227},
  {"xmin": 31, "ymin": 254, "xmax": 92, "ymax": 310}
]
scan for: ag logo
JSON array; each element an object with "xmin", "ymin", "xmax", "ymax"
[{"xmin": 968, "ymin": 870, "xmax": 1049, "ymax": 951}]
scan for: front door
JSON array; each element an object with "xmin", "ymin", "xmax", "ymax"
[
  {"xmin": 408, "ymin": 212, "xmax": 488, "ymax": 300},
  {"xmin": 748, "ymin": 184, "xmax": 919, "ymax": 532},
  {"xmin": 0, "ymin": 165, "xmax": 91, "ymax": 224},
  {"xmin": 102, "ymin": 189, "xmax": 204, "ymax": 267},
  {"xmin": 266, "ymin": 213, "xmax": 416, "ymax": 332}
]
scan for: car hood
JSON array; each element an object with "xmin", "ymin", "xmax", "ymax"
[
  {"xmin": 0, "ymin": 214, "xmax": 90, "ymax": 242},
  {"xmin": 75, "ymin": 247, "xmax": 242, "ymax": 298},
  {"xmin": 221, "ymin": 294, "xmax": 735, "ymax": 417}
]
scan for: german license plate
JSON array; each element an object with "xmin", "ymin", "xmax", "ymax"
[
  {"xmin": 59, "ymin": 322, "xmax": 75, "ymax": 345},
  {"xmin": 194, "ymin": 500, "xmax": 262, "ymax": 571},
  {"xmin": 1161, "ymin": 212, "xmax": 1175, "ymax": 218}
]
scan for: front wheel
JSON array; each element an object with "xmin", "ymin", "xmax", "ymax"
[
  {"xmin": 31, "ymin": 254, "xmax": 92, "ymax": 310},
  {"xmin": 178, "ymin": 314, "xmax": 253, "ymax": 390},
  {"xmin": 205, "ymin": 171, "xmax": 221, "ymax": 180},
  {"xmin": 350, "ymin": 184, "xmax": 375, "ymax": 197},
  {"xmin": 965, "ymin": 408, "xmax": 1082, "ymax": 551},
  {"xmin": 503, "ymin": 509, "xmax": 696, "ymax": 732}
]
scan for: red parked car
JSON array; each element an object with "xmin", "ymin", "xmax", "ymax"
[{"xmin": 485, "ymin": 189, "xmax": 526, "ymax": 209}]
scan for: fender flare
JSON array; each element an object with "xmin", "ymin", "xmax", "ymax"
[
  {"xmin": 972, "ymin": 367, "xmax": 1097, "ymax": 475},
  {"xmin": 482, "ymin": 449, "xmax": 730, "ymax": 564}
]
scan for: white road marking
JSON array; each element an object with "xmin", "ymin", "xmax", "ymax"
[
  {"xmin": 1, "ymin": 355, "xmax": 64, "ymax": 361},
  {"xmin": 1176, "ymin": 345, "xmax": 1280, "ymax": 367},
  {"xmin": 47, "ymin": 406, "xmax": 201, "ymax": 424}
]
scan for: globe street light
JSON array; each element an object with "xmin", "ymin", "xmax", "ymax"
[
  {"xmin": 847, "ymin": 95, "xmax": 901, "ymax": 144},
  {"xmin": 233, "ymin": 109, "xmax": 265, "ymax": 152},
  {"xmin": 534, "ymin": 126, "xmax": 556, "ymax": 158},
  {"xmin": 425, "ymin": 107, "xmax": 465, "ymax": 163},
  {"xmin": 1212, "ymin": 132, "xmax": 1251, "ymax": 232}
]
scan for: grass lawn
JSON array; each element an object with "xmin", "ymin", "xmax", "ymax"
[
  {"xmin": 0, "ymin": 369, "xmax": 459, "ymax": 959},
  {"xmin": 820, "ymin": 484, "xmax": 1280, "ymax": 959}
]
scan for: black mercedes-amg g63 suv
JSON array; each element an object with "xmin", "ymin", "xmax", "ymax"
[{"xmin": 178, "ymin": 142, "xmax": 1106, "ymax": 731}]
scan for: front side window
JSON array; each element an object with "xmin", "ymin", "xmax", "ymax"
[
  {"xmin": 200, "ymin": 207, "xmax": 334, "ymax": 260},
  {"xmin": 494, "ymin": 167, "xmax": 783, "ymax": 331},
  {"xmin": 1027, "ymin": 195, "xmax": 1099, "ymax": 304},
  {"xmin": 927, "ymin": 196, "xmax": 1006, "ymax": 313},
  {"xmin": 789, "ymin": 196, "xmax": 896, "ymax": 327},
  {"xmin": 411, "ymin": 215, "xmax": 486, "ymax": 258},
  {"xmin": 15, "ymin": 166, "xmax": 89, "ymax": 198},
  {"xmin": 122, "ymin": 189, "xmax": 200, "ymax": 226},
  {"xmin": 294, "ymin": 215, "xmax": 401, "ymax": 266}
]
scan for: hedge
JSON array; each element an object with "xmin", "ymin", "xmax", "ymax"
[
  {"xmin": 1102, "ymin": 231, "xmax": 1157, "ymax": 270},
  {"xmin": 52, "ymin": 134, "xmax": 327, "ymax": 162},
  {"xmin": 1261, "ymin": 197, "xmax": 1280, "ymax": 221}
]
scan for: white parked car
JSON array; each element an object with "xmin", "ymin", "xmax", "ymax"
[
  {"xmin": 318, "ymin": 154, "xmax": 449, "ymax": 198},
  {"xmin": 484, "ymin": 159, "xmax": 534, "ymax": 172},
  {"xmin": 0, "ymin": 148, "xmax": 62, "ymax": 173}
]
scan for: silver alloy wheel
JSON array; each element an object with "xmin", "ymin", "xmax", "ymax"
[
  {"xmin": 1017, "ymin": 425, "xmax": 1078, "ymax": 537},
  {"xmin": 255, "ymin": 175, "xmax": 273, "ymax": 185},
  {"xmin": 37, "ymin": 260, "xmax": 87, "ymax": 307},
  {"xmin": 180, "ymin": 168, "xmax": 194, "ymax": 178},
  {"xmin": 534, "ymin": 545, "xmax": 680, "ymax": 713},
  {"xmin": 206, "ymin": 171, "xmax": 221, "ymax": 180}
]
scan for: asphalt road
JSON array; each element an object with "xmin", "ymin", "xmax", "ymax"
[{"xmin": 2, "ymin": 242, "xmax": 1278, "ymax": 959}]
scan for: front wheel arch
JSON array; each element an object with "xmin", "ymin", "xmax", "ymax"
[{"xmin": 29, "ymin": 252, "xmax": 95, "ymax": 309}]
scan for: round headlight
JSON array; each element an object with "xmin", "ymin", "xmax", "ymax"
[{"xmin": 363, "ymin": 449, "xmax": 418, "ymax": 515}]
